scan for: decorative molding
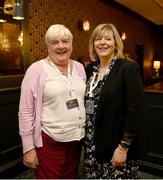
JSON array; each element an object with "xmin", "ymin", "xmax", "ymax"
[
  {"xmin": 138, "ymin": 160, "xmax": 163, "ymax": 171},
  {"xmin": 0, "ymin": 157, "xmax": 22, "ymax": 173},
  {"xmin": 153, "ymin": 0, "xmax": 163, "ymax": 10},
  {"xmin": 0, "ymin": 144, "xmax": 21, "ymax": 155},
  {"xmin": 0, "ymin": 86, "xmax": 20, "ymax": 93}
]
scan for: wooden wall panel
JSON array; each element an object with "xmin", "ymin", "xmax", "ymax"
[
  {"xmin": 0, "ymin": 88, "xmax": 24, "ymax": 178},
  {"xmin": 138, "ymin": 93, "xmax": 163, "ymax": 175}
]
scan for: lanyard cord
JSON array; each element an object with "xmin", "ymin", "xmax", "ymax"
[
  {"xmin": 48, "ymin": 57, "xmax": 74, "ymax": 97},
  {"xmin": 89, "ymin": 72, "xmax": 99, "ymax": 97},
  {"xmin": 88, "ymin": 57, "xmax": 116, "ymax": 98}
]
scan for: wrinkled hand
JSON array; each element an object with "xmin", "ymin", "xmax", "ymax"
[
  {"xmin": 111, "ymin": 145, "xmax": 128, "ymax": 169},
  {"xmin": 23, "ymin": 149, "xmax": 39, "ymax": 169}
]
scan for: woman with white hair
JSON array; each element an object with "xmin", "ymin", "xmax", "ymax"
[{"xmin": 18, "ymin": 24, "xmax": 86, "ymax": 178}]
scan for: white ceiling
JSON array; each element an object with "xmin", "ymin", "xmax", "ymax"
[{"xmin": 115, "ymin": 0, "xmax": 163, "ymax": 25}]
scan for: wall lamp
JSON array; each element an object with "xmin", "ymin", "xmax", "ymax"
[
  {"xmin": 153, "ymin": 60, "xmax": 160, "ymax": 77},
  {"xmin": 78, "ymin": 19, "xmax": 90, "ymax": 31},
  {"xmin": 121, "ymin": 32, "xmax": 127, "ymax": 40}
]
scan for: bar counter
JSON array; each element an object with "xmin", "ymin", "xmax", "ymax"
[{"xmin": 144, "ymin": 81, "xmax": 163, "ymax": 94}]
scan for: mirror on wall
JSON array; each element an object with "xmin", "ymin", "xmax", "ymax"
[
  {"xmin": 0, "ymin": 22, "xmax": 24, "ymax": 76},
  {"xmin": 0, "ymin": 0, "xmax": 27, "ymax": 89}
]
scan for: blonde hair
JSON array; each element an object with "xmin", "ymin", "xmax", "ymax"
[
  {"xmin": 89, "ymin": 23, "xmax": 124, "ymax": 61},
  {"xmin": 45, "ymin": 24, "xmax": 73, "ymax": 45}
]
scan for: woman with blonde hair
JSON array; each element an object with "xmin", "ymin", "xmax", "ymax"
[{"xmin": 84, "ymin": 23, "xmax": 144, "ymax": 179}]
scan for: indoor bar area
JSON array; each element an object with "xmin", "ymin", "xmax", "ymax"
[{"xmin": 0, "ymin": 0, "xmax": 163, "ymax": 179}]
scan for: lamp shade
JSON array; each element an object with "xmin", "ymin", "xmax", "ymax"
[
  {"xmin": 153, "ymin": 60, "xmax": 160, "ymax": 70},
  {"xmin": 13, "ymin": 0, "xmax": 24, "ymax": 20}
]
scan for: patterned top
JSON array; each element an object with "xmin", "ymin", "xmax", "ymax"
[{"xmin": 84, "ymin": 59, "xmax": 140, "ymax": 179}]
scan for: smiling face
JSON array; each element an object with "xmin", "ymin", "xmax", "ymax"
[
  {"xmin": 94, "ymin": 30, "xmax": 116, "ymax": 61},
  {"xmin": 48, "ymin": 36, "xmax": 73, "ymax": 64},
  {"xmin": 45, "ymin": 24, "xmax": 73, "ymax": 65}
]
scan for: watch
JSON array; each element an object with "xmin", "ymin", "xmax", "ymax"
[{"xmin": 120, "ymin": 142, "xmax": 130, "ymax": 149}]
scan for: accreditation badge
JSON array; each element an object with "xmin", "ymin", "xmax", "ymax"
[
  {"xmin": 66, "ymin": 99, "xmax": 79, "ymax": 110},
  {"xmin": 85, "ymin": 100, "xmax": 94, "ymax": 114}
]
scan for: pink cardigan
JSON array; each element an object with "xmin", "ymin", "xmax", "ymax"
[{"xmin": 18, "ymin": 59, "xmax": 86, "ymax": 153}]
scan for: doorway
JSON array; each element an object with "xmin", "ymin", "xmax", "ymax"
[{"xmin": 135, "ymin": 44, "xmax": 144, "ymax": 82}]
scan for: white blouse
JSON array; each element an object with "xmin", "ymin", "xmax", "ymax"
[{"xmin": 41, "ymin": 59, "xmax": 86, "ymax": 142}]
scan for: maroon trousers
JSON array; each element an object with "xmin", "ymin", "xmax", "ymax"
[{"xmin": 35, "ymin": 131, "xmax": 81, "ymax": 179}]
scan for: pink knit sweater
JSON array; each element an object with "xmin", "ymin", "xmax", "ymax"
[{"xmin": 18, "ymin": 59, "xmax": 86, "ymax": 153}]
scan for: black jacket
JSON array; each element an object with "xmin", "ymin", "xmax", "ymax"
[{"xmin": 86, "ymin": 58, "xmax": 144, "ymax": 162}]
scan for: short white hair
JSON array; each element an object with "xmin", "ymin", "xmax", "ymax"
[{"xmin": 45, "ymin": 24, "xmax": 73, "ymax": 45}]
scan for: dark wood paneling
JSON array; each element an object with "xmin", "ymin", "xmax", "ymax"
[
  {"xmin": 0, "ymin": 87, "xmax": 25, "ymax": 178},
  {"xmin": 139, "ymin": 92, "xmax": 163, "ymax": 175}
]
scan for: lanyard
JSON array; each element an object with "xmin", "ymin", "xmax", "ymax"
[
  {"xmin": 48, "ymin": 57, "xmax": 74, "ymax": 97},
  {"xmin": 67, "ymin": 60, "xmax": 72, "ymax": 80},
  {"xmin": 88, "ymin": 72, "xmax": 99, "ymax": 97},
  {"xmin": 67, "ymin": 62, "xmax": 74, "ymax": 97}
]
